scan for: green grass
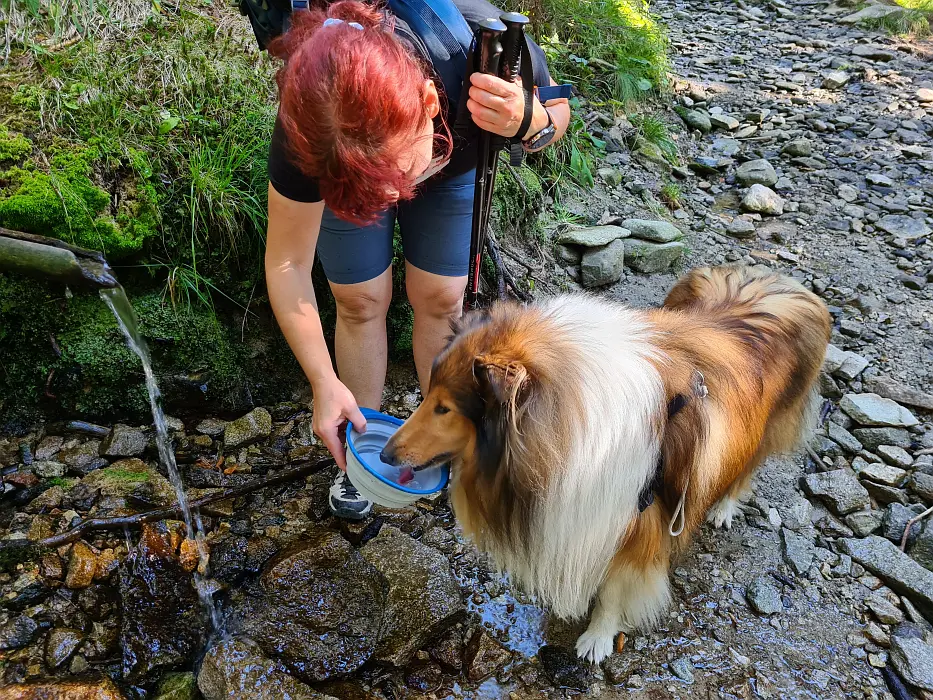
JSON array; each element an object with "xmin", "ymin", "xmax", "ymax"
[{"xmin": 872, "ymin": 0, "xmax": 932, "ymax": 35}]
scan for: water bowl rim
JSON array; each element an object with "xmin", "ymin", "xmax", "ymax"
[{"xmin": 347, "ymin": 407, "xmax": 449, "ymax": 495}]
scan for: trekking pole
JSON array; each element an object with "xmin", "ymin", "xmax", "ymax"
[{"xmin": 466, "ymin": 17, "xmax": 506, "ymax": 312}]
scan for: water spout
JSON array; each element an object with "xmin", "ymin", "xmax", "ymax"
[{"xmin": 0, "ymin": 226, "xmax": 118, "ymax": 289}]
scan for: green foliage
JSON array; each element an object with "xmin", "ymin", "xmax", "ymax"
[
  {"xmin": 0, "ymin": 125, "xmax": 32, "ymax": 162},
  {"xmin": 868, "ymin": 0, "xmax": 932, "ymax": 36},
  {"xmin": 630, "ymin": 112, "xmax": 678, "ymax": 164},
  {"xmin": 504, "ymin": 0, "xmax": 669, "ymax": 103},
  {"xmin": 494, "ymin": 162, "xmax": 545, "ymax": 241}
]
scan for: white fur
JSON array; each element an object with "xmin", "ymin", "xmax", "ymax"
[
  {"xmin": 474, "ymin": 295, "xmax": 667, "ymax": 624},
  {"xmin": 707, "ymin": 496, "xmax": 740, "ymax": 529}
]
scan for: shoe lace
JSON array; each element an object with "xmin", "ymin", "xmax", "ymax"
[{"xmin": 338, "ymin": 474, "xmax": 360, "ymax": 499}]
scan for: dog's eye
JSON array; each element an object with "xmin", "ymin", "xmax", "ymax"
[{"xmin": 434, "ymin": 404, "xmax": 450, "ymax": 415}]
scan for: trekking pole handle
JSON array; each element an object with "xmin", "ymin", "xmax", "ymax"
[
  {"xmin": 476, "ymin": 17, "xmax": 506, "ymax": 78},
  {"xmin": 498, "ymin": 12, "xmax": 528, "ymax": 83}
]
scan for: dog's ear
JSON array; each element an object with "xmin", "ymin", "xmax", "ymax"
[{"xmin": 474, "ymin": 354, "xmax": 530, "ymax": 406}]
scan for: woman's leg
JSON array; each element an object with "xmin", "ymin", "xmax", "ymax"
[
  {"xmin": 406, "ymin": 264, "xmax": 467, "ymax": 394},
  {"xmin": 398, "ymin": 169, "xmax": 474, "ymax": 393},
  {"xmin": 329, "ymin": 269, "xmax": 393, "ymax": 409}
]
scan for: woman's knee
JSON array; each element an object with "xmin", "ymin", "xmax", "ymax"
[
  {"xmin": 408, "ymin": 277, "xmax": 465, "ymax": 320},
  {"xmin": 332, "ymin": 282, "xmax": 391, "ymax": 326}
]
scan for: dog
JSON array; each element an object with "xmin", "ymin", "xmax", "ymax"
[{"xmin": 380, "ymin": 265, "xmax": 830, "ymax": 663}]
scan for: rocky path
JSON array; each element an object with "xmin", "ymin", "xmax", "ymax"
[{"xmin": 2, "ymin": 1, "xmax": 933, "ymax": 699}]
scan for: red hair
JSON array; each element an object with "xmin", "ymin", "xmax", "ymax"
[{"xmin": 270, "ymin": 1, "xmax": 451, "ymax": 224}]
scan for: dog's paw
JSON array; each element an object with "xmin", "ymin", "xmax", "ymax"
[
  {"xmin": 575, "ymin": 629, "xmax": 615, "ymax": 664},
  {"xmin": 707, "ymin": 498, "xmax": 740, "ymax": 530}
]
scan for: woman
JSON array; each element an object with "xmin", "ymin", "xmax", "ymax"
[{"xmin": 265, "ymin": 0, "xmax": 570, "ymax": 519}]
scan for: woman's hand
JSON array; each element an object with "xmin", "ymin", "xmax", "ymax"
[
  {"xmin": 467, "ymin": 73, "xmax": 548, "ymax": 139},
  {"xmin": 312, "ymin": 376, "xmax": 368, "ymax": 470}
]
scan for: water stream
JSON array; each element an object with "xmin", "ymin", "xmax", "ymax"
[{"xmin": 101, "ymin": 285, "xmax": 222, "ymax": 633}]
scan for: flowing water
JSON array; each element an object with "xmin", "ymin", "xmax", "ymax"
[{"xmin": 101, "ymin": 285, "xmax": 222, "ymax": 633}]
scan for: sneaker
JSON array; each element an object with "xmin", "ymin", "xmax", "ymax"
[{"xmin": 329, "ymin": 471, "xmax": 373, "ymax": 521}]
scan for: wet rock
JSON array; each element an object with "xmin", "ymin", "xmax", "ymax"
[
  {"xmin": 223, "ymin": 408, "xmax": 272, "ymax": 449},
  {"xmin": 66, "ymin": 542, "xmax": 98, "ymax": 589},
  {"xmin": 121, "ymin": 524, "xmax": 206, "ymax": 685},
  {"xmin": 4, "ymin": 678, "xmax": 126, "ymax": 700},
  {"xmin": 735, "ymin": 159, "xmax": 778, "ymax": 187},
  {"xmin": 742, "ymin": 184, "xmax": 784, "ymax": 215},
  {"xmin": 540, "ymin": 645, "xmax": 589, "ymax": 690},
  {"xmin": 782, "ymin": 527, "xmax": 814, "ymax": 575},
  {"xmin": 59, "ymin": 441, "xmax": 102, "ymax": 472},
  {"xmin": 101, "ymin": 424, "xmax": 147, "ymax": 458},
  {"xmin": 429, "ymin": 626, "xmax": 465, "ymax": 671},
  {"xmin": 77, "ymin": 458, "xmax": 176, "ymax": 511},
  {"xmin": 7, "ymin": 570, "xmax": 51, "ymax": 610},
  {"xmin": 890, "ymin": 635, "xmax": 933, "ymax": 691},
  {"xmin": 803, "ymin": 470, "xmax": 870, "ymax": 515},
  {"xmin": 153, "ymin": 672, "xmax": 199, "ymax": 700},
  {"xmin": 838, "ymin": 536, "xmax": 933, "ymax": 610},
  {"xmin": 360, "ymin": 526, "xmax": 464, "ymax": 666},
  {"xmin": 404, "ymin": 662, "xmax": 444, "ymax": 693},
  {"xmin": 464, "ymin": 630, "xmax": 511, "ymax": 682},
  {"xmin": 581, "ymin": 239, "xmax": 627, "ymax": 288},
  {"xmin": 620, "ymin": 218, "xmax": 684, "ymax": 243},
  {"xmin": 624, "ymin": 239, "xmax": 686, "ymax": 273},
  {"xmin": 242, "ymin": 529, "xmax": 387, "ymax": 682},
  {"xmin": 746, "ymin": 577, "xmax": 783, "ymax": 615},
  {"xmin": 852, "ymin": 427, "xmax": 912, "ymax": 450},
  {"xmin": 0, "ymin": 614, "xmax": 39, "ymax": 650},
  {"xmin": 876, "ymin": 214, "xmax": 930, "ymax": 241},
  {"xmin": 558, "ymin": 225, "xmax": 629, "ymax": 247},
  {"xmin": 198, "ymin": 637, "xmax": 333, "ymax": 700},
  {"xmin": 210, "ymin": 535, "xmax": 247, "ymax": 584},
  {"xmin": 840, "ymin": 394, "xmax": 919, "ymax": 428},
  {"xmin": 46, "ymin": 628, "xmax": 83, "ymax": 669},
  {"xmin": 195, "ymin": 418, "xmax": 227, "ymax": 437}
]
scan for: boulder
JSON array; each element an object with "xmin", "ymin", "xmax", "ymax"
[
  {"xmin": 0, "ymin": 614, "xmax": 39, "ymax": 650},
  {"xmin": 360, "ymin": 526, "xmax": 465, "ymax": 666},
  {"xmin": 852, "ymin": 427, "xmax": 912, "ymax": 450},
  {"xmin": 876, "ymin": 214, "xmax": 930, "ymax": 241},
  {"xmin": 741, "ymin": 184, "xmax": 784, "ymax": 215},
  {"xmin": 890, "ymin": 635, "xmax": 933, "ymax": 692},
  {"xmin": 781, "ymin": 528, "xmax": 814, "ymax": 575},
  {"xmin": 223, "ymin": 408, "xmax": 272, "ymax": 449},
  {"xmin": 153, "ymin": 672, "xmax": 199, "ymax": 700},
  {"xmin": 4, "ymin": 679, "xmax": 126, "ymax": 700},
  {"xmin": 624, "ymin": 239, "xmax": 686, "ymax": 273},
  {"xmin": 101, "ymin": 424, "xmax": 148, "ymax": 458},
  {"xmin": 735, "ymin": 159, "xmax": 778, "ymax": 187},
  {"xmin": 581, "ymin": 239, "xmax": 627, "ymax": 288},
  {"xmin": 620, "ymin": 219, "xmax": 684, "ymax": 243},
  {"xmin": 558, "ymin": 225, "xmax": 629, "ymax": 247},
  {"xmin": 746, "ymin": 577, "xmax": 783, "ymax": 615},
  {"xmin": 242, "ymin": 529, "xmax": 388, "ymax": 682},
  {"xmin": 839, "ymin": 394, "xmax": 918, "ymax": 428}
]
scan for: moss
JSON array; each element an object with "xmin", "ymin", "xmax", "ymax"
[
  {"xmin": 99, "ymin": 467, "xmax": 150, "ymax": 483},
  {"xmin": 0, "ymin": 125, "xmax": 31, "ymax": 163},
  {"xmin": 0, "ymin": 146, "xmax": 159, "ymax": 258},
  {"xmin": 493, "ymin": 164, "xmax": 545, "ymax": 242}
]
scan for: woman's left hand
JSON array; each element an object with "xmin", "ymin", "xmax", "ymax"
[{"xmin": 467, "ymin": 73, "xmax": 545, "ymax": 139}]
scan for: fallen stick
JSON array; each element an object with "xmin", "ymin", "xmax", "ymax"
[
  {"xmin": 2, "ymin": 457, "xmax": 336, "ymax": 557},
  {"xmin": 901, "ymin": 504, "xmax": 933, "ymax": 552}
]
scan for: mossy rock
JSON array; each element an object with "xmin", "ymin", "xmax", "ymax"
[{"xmin": 0, "ymin": 125, "xmax": 32, "ymax": 163}]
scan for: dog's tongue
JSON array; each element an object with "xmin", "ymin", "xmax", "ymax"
[{"xmin": 398, "ymin": 467, "xmax": 415, "ymax": 485}]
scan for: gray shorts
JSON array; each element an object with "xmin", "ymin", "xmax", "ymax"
[{"xmin": 317, "ymin": 169, "xmax": 475, "ymax": 285}]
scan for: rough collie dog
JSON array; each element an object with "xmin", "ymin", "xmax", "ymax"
[{"xmin": 381, "ymin": 265, "xmax": 830, "ymax": 663}]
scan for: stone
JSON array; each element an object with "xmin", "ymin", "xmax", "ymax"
[
  {"xmin": 539, "ymin": 645, "xmax": 589, "ymax": 690},
  {"xmin": 852, "ymin": 45, "xmax": 897, "ymax": 61},
  {"xmin": 710, "ymin": 114, "xmax": 740, "ymax": 131},
  {"xmin": 911, "ymin": 473, "xmax": 933, "ymax": 504},
  {"xmin": 741, "ymin": 184, "xmax": 784, "ymax": 215},
  {"xmin": 876, "ymin": 215, "xmax": 931, "ymax": 241},
  {"xmin": 597, "ymin": 167, "xmax": 624, "ymax": 187},
  {"xmin": 882, "ymin": 504, "xmax": 925, "ymax": 548},
  {"xmin": 838, "ymin": 537, "xmax": 933, "ymax": 611},
  {"xmin": 101, "ymin": 424, "xmax": 147, "ymax": 458},
  {"xmin": 210, "ymin": 535, "xmax": 248, "ymax": 584},
  {"xmin": 746, "ymin": 577, "xmax": 783, "ymax": 615},
  {"xmin": 464, "ymin": 630, "xmax": 511, "ymax": 682},
  {"xmin": 429, "ymin": 627, "xmax": 465, "ymax": 671},
  {"xmin": 918, "ymin": 88, "xmax": 933, "ymax": 103},
  {"xmin": 620, "ymin": 219, "xmax": 684, "ymax": 243},
  {"xmin": 681, "ymin": 109, "xmax": 712, "ymax": 133},
  {"xmin": 46, "ymin": 628, "xmax": 84, "ymax": 670},
  {"xmin": 624, "ymin": 239, "xmax": 686, "ymax": 274},
  {"xmin": 867, "ymin": 594, "xmax": 905, "ymax": 625},
  {"xmin": 59, "ymin": 441, "xmax": 103, "ymax": 472},
  {"xmin": 866, "ymin": 173, "xmax": 894, "ymax": 188},
  {"xmin": 242, "ymin": 529, "xmax": 388, "ymax": 682},
  {"xmin": 35, "ymin": 435, "xmax": 64, "ymax": 460},
  {"xmin": 782, "ymin": 139, "xmax": 812, "ymax": 157},
  {"xmin": 66, "ymin": 542, "xmax": 99, "ymax": 589},
  {"xmin": 842, "ymin": 2, "xmax": 909, "ymax": 24},
  {"xmin": 195, "ymin": 418, "xmax": 226, "ymax": 437},
  {"xmin": 153, "ymin": 672, "xmax": 199, "ymax": 700},
  {"xmin": 671, "ymin": 656, "xmax": 695, "ymax": 684},
  {"xmin": 822, "ymin": 71, "xmax": 850, "ymax": 89},
  {"xmin": 858, "ymin": 461, "xmax": 908, "ymax": 487},
  {"xmin": 581, "ymin": 239, "xmax": 627, "ymax": 288},
  {"xmin": 0, "ymin": 614, "xmax": 39, "ymax": 650},
  {"xmin": 865, "ymin": 377, "xmax": 933, "ymax": 411},
  {"xmin": 198, "ymin": 637, "xmax": 333, "ymax": 700},
  {"xmin": 853, "ymin": 427, "xmax": 912, "ymax": 450},
  {"xmin": 782, "ymin": 528, "xmax": 814, "ymax": 575},
  {"xmin": 836, "ymin": 352, "xmax": 870, "ymax": 381},
  {"xmin": 780, "ymin": 496, "xmax": 813, "ymax": 531},
  {"xmin": 890, "ymin": 636, "xmax": 933, "ymax": 691},
  {"xmin": 803, "ymin": 470, "xmax": 870, "ymax": 515},
  {"xmin": 864, "ymin": 481, "xmax": 909, "ymax": 507},
  {"xmin": 558, "ymin": 225, "xmax": 629, "ymax": 247},
  {"xmin": 735, "ymin": 159, "xmax": 778, "ymax": 187},
  {"xmin": 839, "ymin": 394, "xmax": 919, "ymax": 428},
  {"xmin": 827, "ymin": 422, "xmax": 862, "ymax": 454},
  {"xmin": 726, "ymin": 217, "xmax": 757, "ymax": 238},
  {"xmin": 3, "ymin": 679, "xmax": 127, "ymax": 700},
  {"xmin": 846, "ymin": 511, "xmax": 882, "ymax": 537},
  {"xmin": 76, "ymin": 458, "xmax": 177, "ymax": 511},
  {"xmin": 360, "ymin": 526, "xmax": 464, "ymax": 667},
  {"xmin": 224, "ymin": 408, "xmax": 272, "ymax": 449},
  {"xmin": 34, "ymin": 461, "xmax": 65, "ymax": 478},
  {"xmin": 908, "ymin": 522, "xmax": 933, "ymax": 571},
  {"xmin": 877, "ymin": 445, "xmax": 913, "ymax": 469},
  {"xmin": 121, "ymin": 524, "xmax": 206, "ymax": 685}
]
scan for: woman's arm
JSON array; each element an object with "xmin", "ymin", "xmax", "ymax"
[{"xmin": 265, "ymin": 184, "xmax": 366, "ymax": 467}]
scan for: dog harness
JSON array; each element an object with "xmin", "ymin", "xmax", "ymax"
[{"xmin": 637, "ymin": 370, "xmax": 708, "ymax": 538}]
